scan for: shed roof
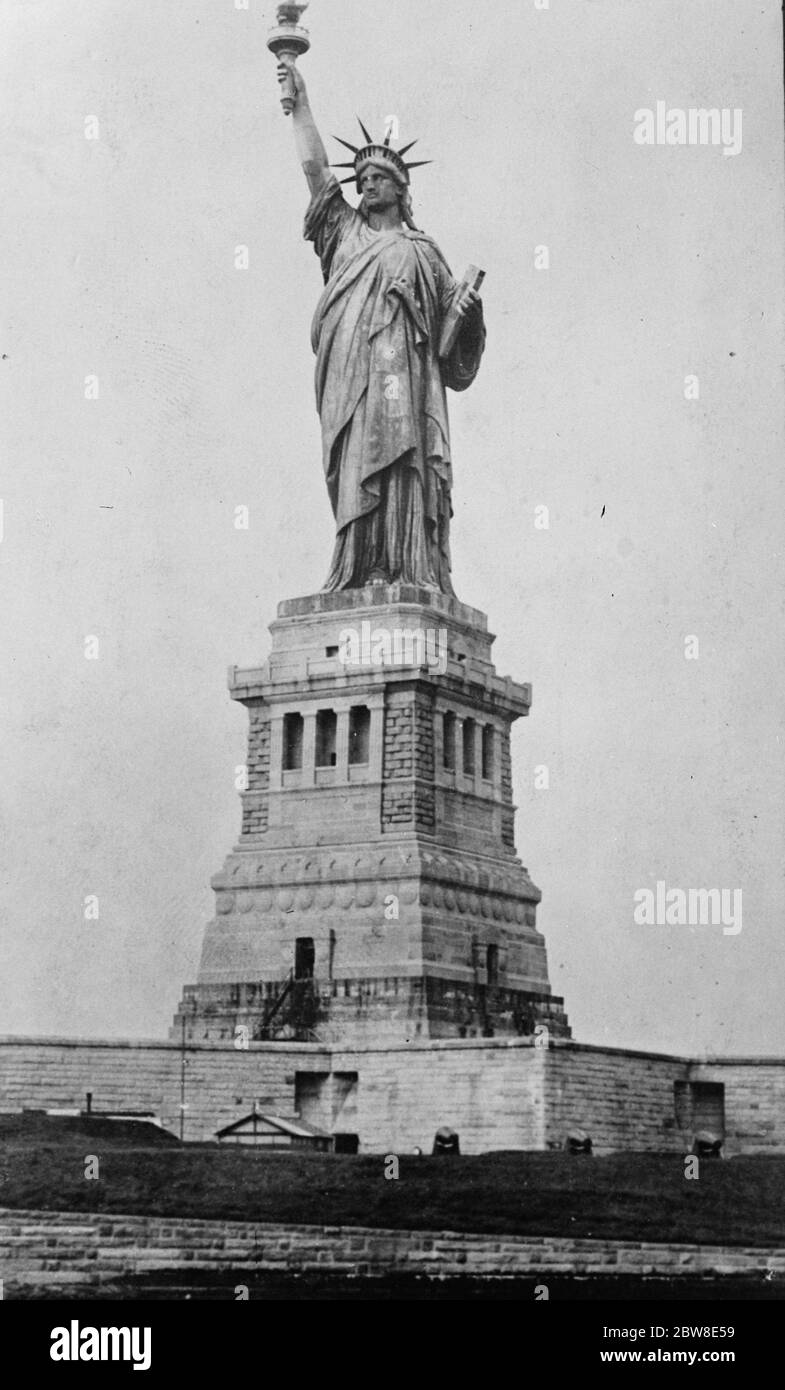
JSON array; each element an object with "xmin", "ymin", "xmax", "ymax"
[{"xmin": 216, "ymin": 1111, "xmax": 331, "ymax": 1140}]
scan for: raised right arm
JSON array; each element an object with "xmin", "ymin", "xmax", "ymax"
[{"xmin": 277, "ymin": 61, "xmax": 331, "ymax": 197}]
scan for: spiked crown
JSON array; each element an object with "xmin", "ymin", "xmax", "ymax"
[{"xmin": 331, "ymin": 118, "xmax": 431, "ymax": 189}]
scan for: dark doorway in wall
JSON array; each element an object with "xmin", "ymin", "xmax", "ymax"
[
  {"xmin": 294, "ymin": 937, "xmax": 315, "ymax": 981},
  {"xmin": 692, "ymin": 1082, "xmax": 725, "ymax": 1135},
  {"xmin": 333, "ymin": 1133, "xmax": 360, "ymax": 1154},
  {"xmin": 486, "ymin": 943, "xmax": 499, "ymax": 986},
  {"xmin": 674, "ymin": 1080, "xmax": 725, "ymax": 1135},
  {"xmin": 332, "ymin": 1071, "xmax": 358, "ymax": 1130},
  {"xmin": 294, "ymin": 1071, "xmax": 329, "ymax": 1126}
]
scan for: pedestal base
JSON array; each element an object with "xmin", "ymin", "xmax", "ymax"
[{"xmin": 173, "ymin": 587, "xmax": 570, "ymax": 1045}]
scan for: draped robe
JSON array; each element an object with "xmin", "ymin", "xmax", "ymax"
[{"xmin": 304, "ymin": 176, "xmax": 485, "ymax": 592}]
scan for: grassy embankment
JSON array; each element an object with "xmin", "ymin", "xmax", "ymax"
[{"xmin": 1, "ymin": 1114, "xmax": 783, "ymax": 1247}]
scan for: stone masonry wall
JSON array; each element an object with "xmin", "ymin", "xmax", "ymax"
[
  {"xmin": 412, "ymin": 688, "xmax": 436, "ymax": 832},
  {"xmin": 0, "ymin": 1038, "xmax": 327, "ymax": 1144},
  {"xmin": 335, "ymin": 1040, "xmax": 547, "ymax": 1152},
  {"xmin": 381, "ymin": 687, "xmax": 435, "ymax": 834},
  {"xmin": 500, "ymin": 730, "xmax": 515, "ymax": 849},
  {"xmin": 240, "ymin": 704, "xmax": 270, "ymax": 837},
  {"xmin": 543, "ymin": 1046, "xmax": 785, "ymax": 1154},
  {"xmin": 690, "ymin": 1062, "xmax": 785, "ymax": 1153},
  {"xmin": 543, "ymin": 1044, "xmax": 691, "ymax": 1152},
  {"xmin": 0, "ymin": 1037, "xmax": 546, "ymax": 1152},
  {"xmin": 1, "ymin": 1037, "xmax": 784, "ymax": 1154},
  {"xmin": 3, "ymin": 1208, "xmax": 784, "ymax": 1295}
]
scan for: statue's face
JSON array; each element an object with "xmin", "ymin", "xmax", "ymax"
[{"xmin": 359, "ymin": 166, "xmax": 401, "ymax": 212}]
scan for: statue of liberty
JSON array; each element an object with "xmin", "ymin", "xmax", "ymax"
[{"xmin": 277, "ymin": 54, "xmax": 485, "ymax": 594}]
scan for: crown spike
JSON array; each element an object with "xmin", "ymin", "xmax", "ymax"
[
  {"xmin": 333, "ymin": 125, "xmax": 433, "ymax": 184},
  {"xmin": 338, "ymin": 174, "xmax": 359, "ymax": 184}
]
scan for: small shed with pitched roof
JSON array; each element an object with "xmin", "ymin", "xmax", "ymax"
[{"xmin": 216, "ymin": 1107, "xmax": 333, "ymax": 1151}]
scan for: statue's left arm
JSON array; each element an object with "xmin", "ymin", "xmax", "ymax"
[{"xmin": 441, "ymin": 281, "xmax": 486, "ymax": 393}]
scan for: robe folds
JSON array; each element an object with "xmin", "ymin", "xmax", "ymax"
[{"xmin": 304, "ymin": 176, "xmax": 485, "ymax": 592}]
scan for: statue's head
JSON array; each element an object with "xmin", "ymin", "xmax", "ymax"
[
  {"xmin": 332, "ymin": 122, "xmax": 430, "ymax": 229},
  {"xmin": 357, "ymin": 159, "xmax": 415, "ymax": 226},
  {"xmin": 355, "ymin": 149, "xmax": 410, "ymax": 194}
]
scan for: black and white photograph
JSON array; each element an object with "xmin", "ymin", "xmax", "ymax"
[{"xmin": 2, "ymin": 0, "xmax": 784, "ymax": 1355}]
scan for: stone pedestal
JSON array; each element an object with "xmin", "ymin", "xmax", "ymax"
[{"xmin": 173, "ymin": 584, "xmax": 569, "ymax": 1045}]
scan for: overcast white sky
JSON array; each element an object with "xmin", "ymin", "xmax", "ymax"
[{"xmin": 2, "ymin": 0, "xmax": 784, "ymax": 1056}]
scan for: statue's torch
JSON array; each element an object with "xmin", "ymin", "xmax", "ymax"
[{"xmin": 267, "ymin": 3, "xmax": 310, "ymax": 115}]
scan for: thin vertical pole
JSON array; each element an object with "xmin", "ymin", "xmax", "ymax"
[{"xmin": 179, "ymin": 1009, "xmax": 186, "ymax": 1142}]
